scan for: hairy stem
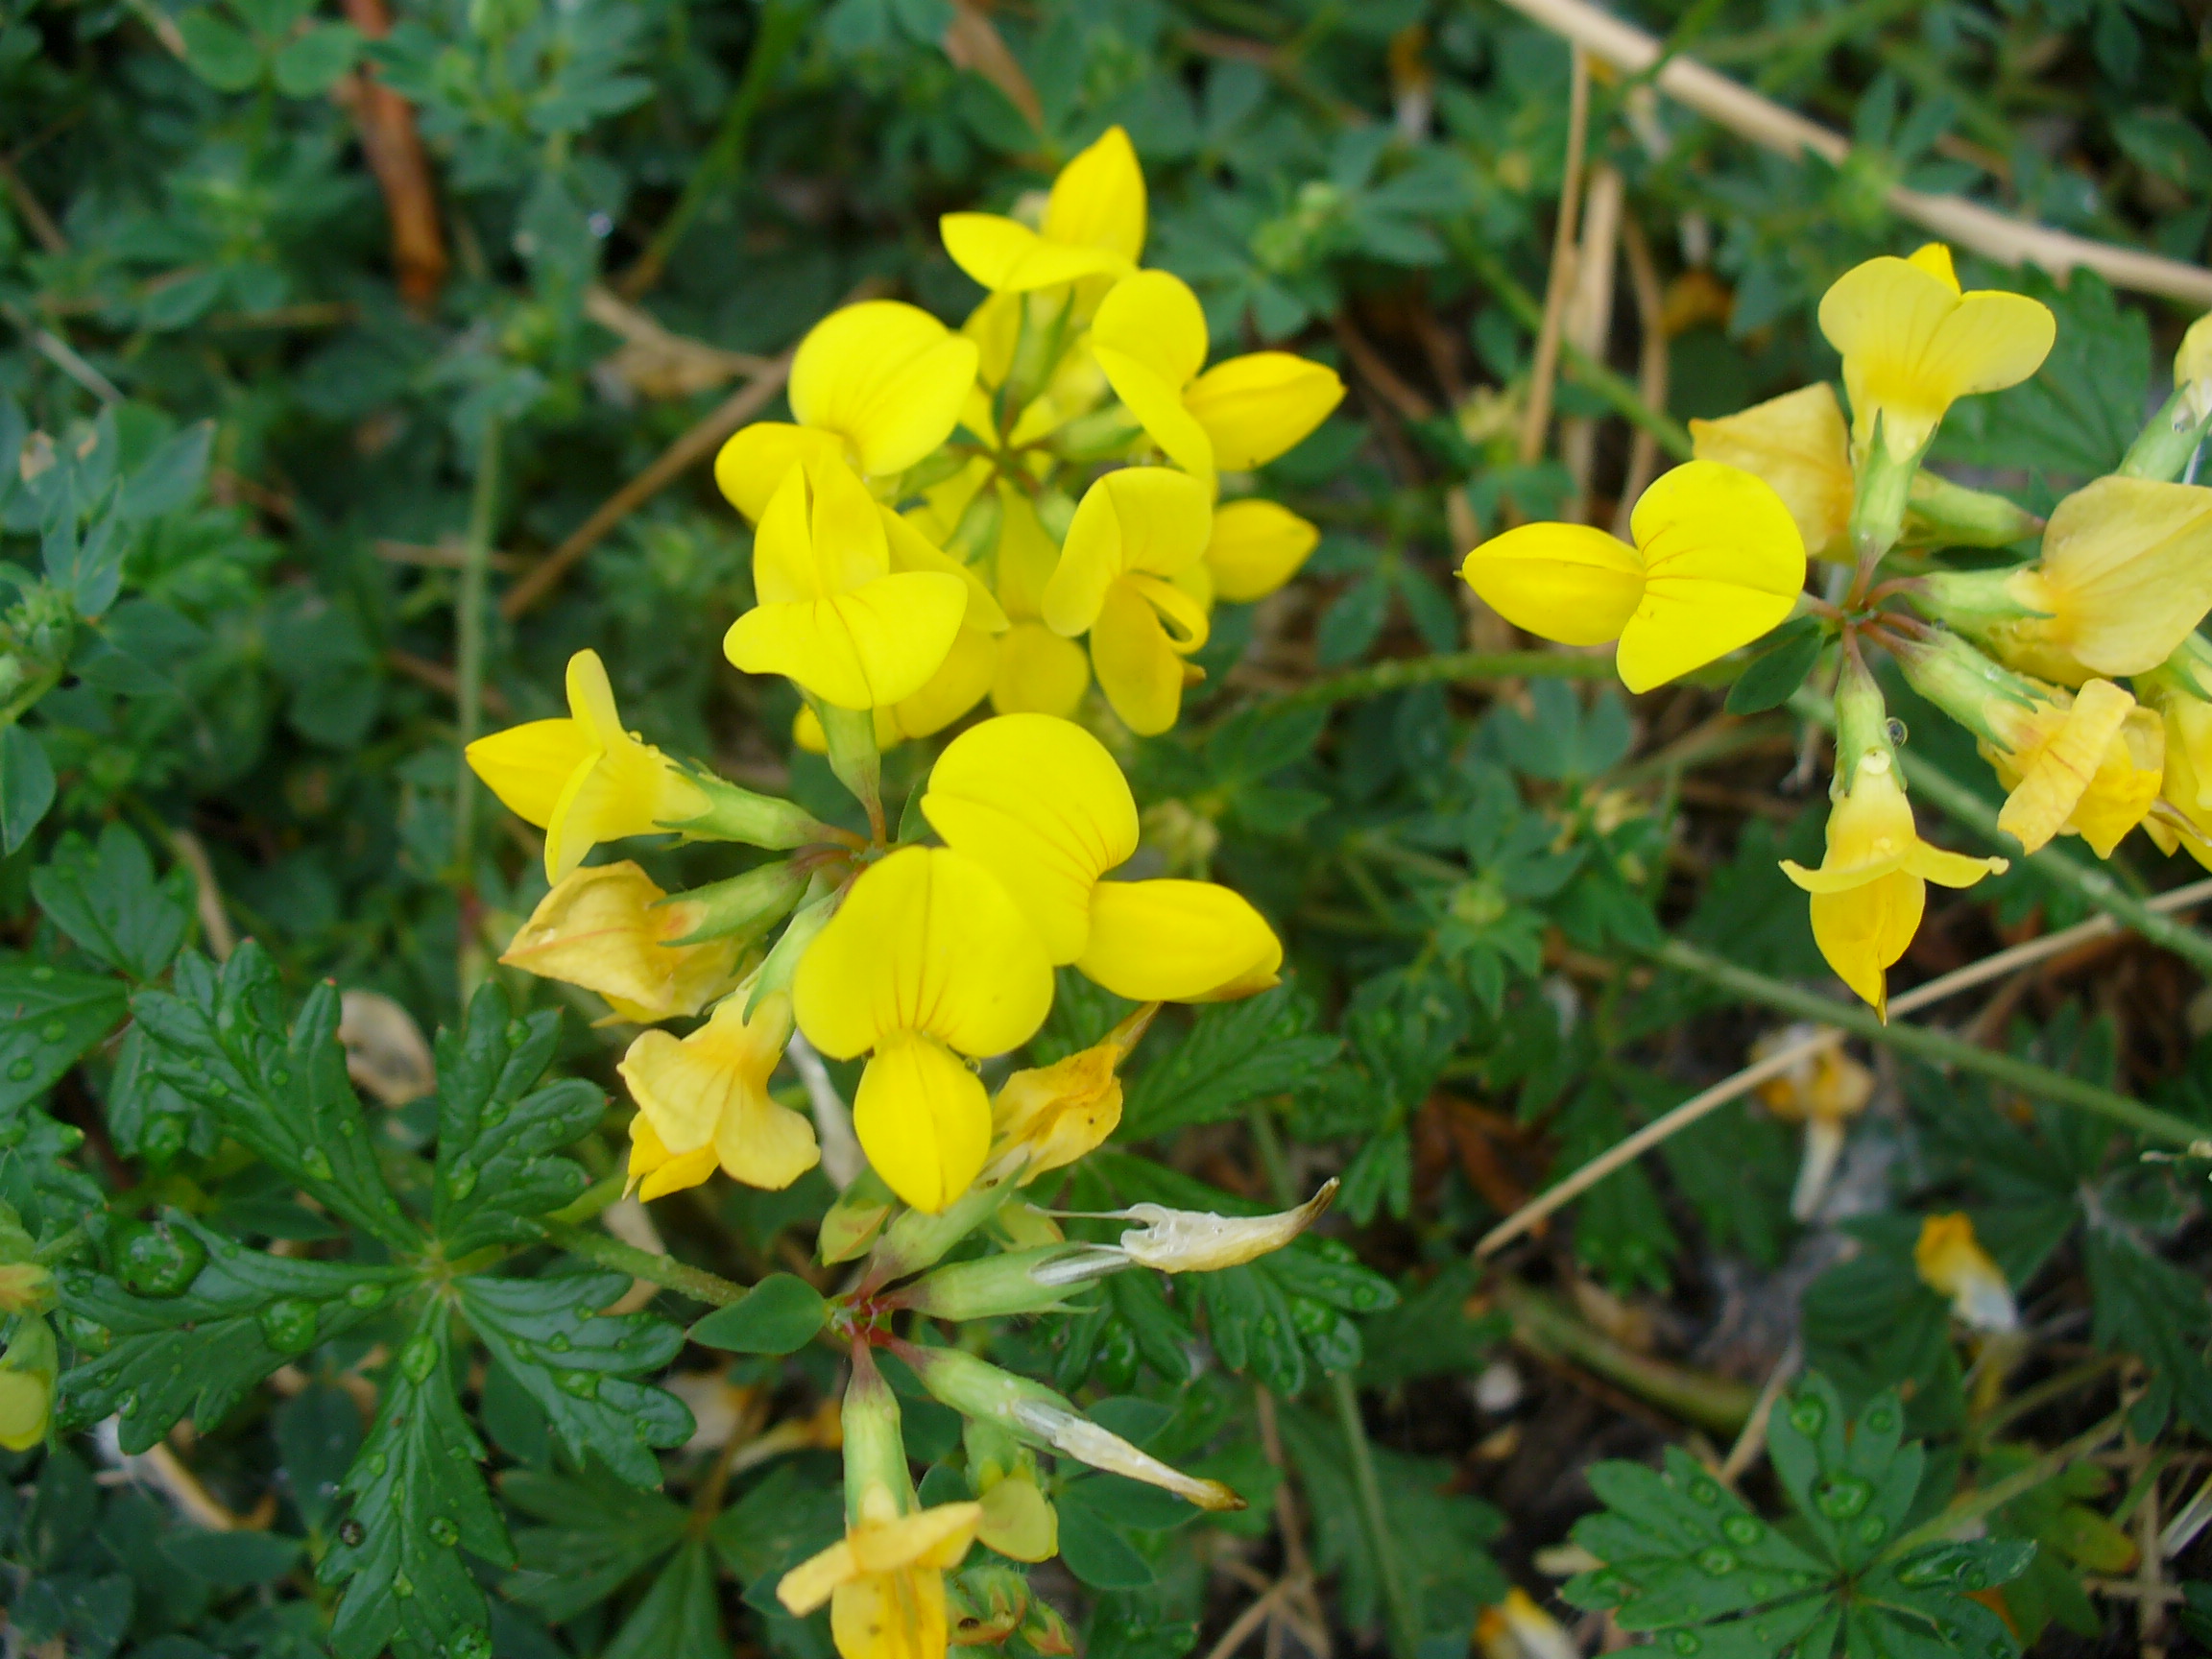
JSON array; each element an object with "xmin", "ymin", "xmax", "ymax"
[{"xmin": 537, "ymin": 1218, "xmax": 750, "ymax": 1306}]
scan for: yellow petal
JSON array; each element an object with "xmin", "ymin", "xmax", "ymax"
[
  {"xmin": 724, "ymin": 574, "xmax": 968, "ymax": 710},
  {"xmin": 923, "ymin": 712, "xmax": 1138, "ymax": 963},
  {"xmin": 854, "ymin": 1031, "xmax": 994, "ymax": 1213},
  {"xmin": 993, "ymin": 487, "xmax": 1063, "ymax": 621},
  {"xmin": 0, "ymin": 1368, "xmax": 51, "ymax": 1453},
  {"xmin": 831, "ymin": 1569, "xmax": 950, "ymax": 1659},
  {"xmin": 883, "ymin": 506, "xmax": 1008, "ymax": 631},
  {"xmin": 2035, "ymin": 476, "xmax": 2212, "ymax": 677},
  {"xmin": 1458, "ymin": 522, "xmax": 1645, "ymax": 646},
  {"xmin": 1090, "ymin": 269, "xmax": 1208, "ymax": 392},
  {"xmin": 779, "ymin": 1539, "xmax": 861, "ymax": 1616},
  {"xmin": 1687, "ymin": 384, "xmax": 1855, "ymax": 562},
  {"xmin": 538, "ymin": 652, "xmax": 706, "ymax": 882},
  {"xmin": 1996, "ymin": 678, "xmax": 2136, "ymax": 853},
  {"xmin": 1091, "ymin": 347, "xmax": 1215, "ymax": 486},
  {"xmin": 1904, "ymin": 842, "xmax": 2009, "ymax": 888},
  {"xmin": 713, "ymin": 422, "xmax": 848, "ymax": 523},
  {"xmin": 1078, "ymin": 878, "xmax": 1282, "ymax": 1002},
  {"xmin": 1089, "ymin": 579, "xmax": 1191, "ymax": 735},
  {"xmin": 792, "ymin": 846, "xmax": 1054, "ymax": 1059},
  {"xmin": 990, "ymin": 621, "xmax": 1091, "ymax": 718},
  {"xmin": 1808, "ymin": 869, "xmax": 1924, "ymax": 1018},
  {"xmin": 466, "ymin": 718, "xmax": 590, "ymax": 828},
  {"xmin": 627, "ymin": 1109, "xmax": 721, "ymax": 1201},
  {"xmin": 789, "ymin": 301, "xmax": 980, "ymax": 476},
  {"xmin": 499, "ymin": 861, "xmax": 742, "ymax": 1021},
  {"xmin": 1619, "ymin": 460, "xmax": 1806, "ymax": 693},
  {"xmin": 1915, "ymin": 1213, "xmax": 2019, "ymax": 1332},
  {"xmin": 882, "ymin": 624, "xmax": 998, "ymax": 742},
  {"xmin": 1044, "ymin": 468, "xmax": 1215, "ymax": 636},
  {"xmin": 1183, "ymin": 352, "xmax": 1344, "ymax": 470},
  {"xmin": 2070, "ymin": 703, "xmax": 2164, "ymax": 857},
  {"xmin": 1908, "ymin": 242, "xmax": 1960, "ymax": 290},
  {"xmin": 940, "ymin": 213, "xmax": 1129, "ymax": 293},
  {"xmin": 753, "ymin": 457, "xmax": 892, "ymax": 604},
  {"xmin": 1207, "ymin": 499, "xmax": 1320, "ymax": 602},
  {"xmin": 850, "ymin": 1502, "xmax": 985, "ymax": 1575},
  {"xmin": 977, "ymin": 1477, "xmax": 1058, "ymax": 1562},
  {"xmin": 1041, "ymin": 126, "xmax": 1145, "ymax": 265},
  {"xmin": 620, "ymin": 992, "xmax": 818, "ymax": 1196}
]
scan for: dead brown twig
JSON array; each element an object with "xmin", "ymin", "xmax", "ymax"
[
  {"xmin": 335, "ymin": 0, "xmax": 448, "ymax": 313},
  {"xmin": 1516, "ymin": 46, "xmax": 1590, "ymax": 469}
]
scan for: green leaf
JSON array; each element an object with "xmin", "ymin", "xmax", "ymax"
[
  {"xmin": 58, "ymin": 1213, "xmax": 407, "ymax": 1453},
  {"xmin": 29, "ymin": 825, "xmax": 193, "ymax": 980},
  {"xmin": 271, "ymin": 21, "xmax": 361, "ymax": 96},
  {"xmin": 431, "ymin": 983, "xmax": 598, "ymax": 1254},
  {"xmin": 2084, "ymin": 1229, "xmax": 2212, "ymax": 1437},
  {"xmin": 274, "ymin": 1382, "xmax": 365, "ymax": 1536},
  {"xmin": 504, "ymin": 1467, "xmax": 687, "ymax": 1622},
  {"xmin": 1725, "ymin": 617, "xmax": 1824, "ymax": 715},
  {"xmin": 1055, "ymin": 1499, "xmax": 1155, "ymax": 1590},
  {"xmin": 0, "ymin": 727, "xmax": 57, "ymax": 856},
  {"xmin": 161, "ymin": 1529, "xmax": 303, "ymax": 1587},
  {"xmin": 178, "ymin": 10, "xmax": 266, "ymax": 90},
  {"xmin": 454, "ymin": 1270, "xmax": 691, "ymax": 1487},
  {"xmin": 709, "ymin": 1462, "xmax": 845, "ymax": 1588},
  {"xmin": 320, "ymin": 1305, "xmax": 510, "ymax": 1659},
  {"xmin": 0, "ymin": 959, "xmax": 128, "ymax": 1117},
  {"xmin": 601, "ymin": 1540, "xmax": 726, "ymax": 1659},
  {"xmin": 130, "ymin": 947, "xmax": 418, "ymax": 1248},
  {"xmin": 688, "ymin": 1273, "xmax": 827, "ymax": 1355},
  {"xmin": 114, "ymin": 421, "xmax": 213, "ymax": 520},
  {"xmin": 1118, "ymin": 986, "xmax": 1341, "ymax": 1141},
  {"xmin": 1194, "ymin": 1262, "xmax": 1306, "ymax": 1395}
]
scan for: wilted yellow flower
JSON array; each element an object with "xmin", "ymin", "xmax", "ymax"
[
  {"xmin": 1688, "ymin": 383, "xmax": 1854, "ymax": 563},
  {"xmin": 942, "ymin": 126, "xmax": 1145, "ymax": 294},
  {"xmin": 1088, "ymin": 269, "xmax": 1342, "ymax": 493},
  {"xmin": 0, "ymin": 1317, "xmax": 55, "ymax": 1453},
  {"xmin": 1476, "ymin": 1590, "xmax": 1580, "ymax": 1659},
  {"xmin": 792, "ymin": 847, "xmax": 1055, "ymax": 1213},
  {"xmin": 1751, "ymin": 1025, "xmax": 1875, "ymax": 1219},
  {"xmin": 619, "ymin": 990, "xmax": 820, "ymax": 1199},
  {"xmin": 1205, "ymin": 497, "xmax": 1321, "ymax": 603},
  {"xmin": 921, "ymin": 713, "xmax": 1283, "ymax": 1001},
  {"xmin": 1928, "ymin": 475, "xmax": 2212, "ymax": 684},
  {"xmin": 1982, "ymin": 678, "xmax": 2164, "ymax": 857},
  {"xmin": 724, "ymin": 456, "xmax": 969, "ymax": 711},
  {"xmin": 1817, "ymin": 243, "xmax": 2055, "ymax": 462},
  {"xmin": 467, "ymin": 649, "xmax": 709, "ymax": 882},
  {"xmin": 500, "ymin": 861, "xmax": 746, "ymax": 1023},
  {"xmin": 1040, "ymin": 468, "xmax": 1214, "ymax": 733},
  {"xmin": 714, "ymin": 301, "xmax": 980, "ymax": 519},
  {"xmin": 1109, "ymin": 1180, "xmax": 1337, "ymax": 1273},
  {"xmin": 1459, "ymin": 459, "xmax": 1807, "ymax": 694},
  {"xmin": 1782, "ymin": 670, "xmax": 2007, "ymax": 1019},
  {"xmin": 991, "ymin": 1003, "xmax": 1158, "ymax": 1176},
  {"xmin": 1914, "ymin": 1213, "xmax": 2018, "ymax": 1332},
  {"xmin": 778, "ymin": 1487, "xmax": 983, "ymax": 1659},
  {"xmin": 2141, "ymin": 657, "xmax": 2212, "ymax": 868}
]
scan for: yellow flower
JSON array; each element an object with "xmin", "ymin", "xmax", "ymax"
[
  {"xmin": 1953, "ymin": 475, "xmax": 2212, "ymax": 683},
  {"xmin": 975, "ymin": 1467, "xmax": 1057, "ymax": 1564},
  {"xmin": 941, "ymin": 126, "xmax": 1146, "ymax": 294},
  {"xmin": 714, "ymin": 301, "xmax": 981, "ymax": 520},
  {"xmin": 792, "ymin": 847, "xmax": 1054, "ymax": 1212},
  {"xmin": 1981, "ymin": 677, "xmax": 2164, "ymax": 857},
  {"xmin": 778, "ymin": 1489, "xmax": 984, "ymax": 1659},
  {"xmin": 991, "ymin": 1003, "xmax": 1158, "ymax": 1177},
  {"xmin": 1041, "ymin": 468, "xmax": 1214, "ymax": 734},
  {"xmin": 618, "ymin": 990, "xmax": 820, "ymax": 1199},
  {"xmin": 1205, "ymin": 498, "xmax": 1321, "ymax": 603},
  {"xmin": 467, "ymin": 648, "xmax": 709, "ymax": 882},
  {"xmin": 1914, "ymin": 1213, "xmax": 2018, "ymax": 1332},
  {"xmin": 1088, "ymin": 269, "xmax": 1343, "ymax": 493},
  {"xmin": 0, "ymin": 1316, "xmax": 54, "ymax": 1453},
  {"xmin": 1816, "ymin": 243, "xmax": 2055, "ymax": 462},
  {"xmin": 1458, "ymin": 459, "xmax": 1807, "ymax": 694},
  {"xmin": 2141, "ymin": 662, "xmax": 2212, "ymax": 868},
  {"xmin": 1688, "ymin": 383, "xmax": 1854, "ymax": 563},
  {"xmin": 499, "ymin": 861, "xmax": 745, "ymax": 1023},
  {"xmin": 724, "ymin": 456, "xmax": 969, "ymax": 710},
  {"xmin": 987, "ymin": 489, "xmax": 1092, "ymax": 718},
  {"xmin": 1782, "ymin": 746, "xmax": 2006, "ymax": 1018},
  {"xmin": 921, "ymin": 713, "xmax": 1283, "ymax": 1000}
]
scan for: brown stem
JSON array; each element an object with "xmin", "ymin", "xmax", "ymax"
[{"xmin": 336, "ymin": 0, "xmax": 448, "ymax": 313}]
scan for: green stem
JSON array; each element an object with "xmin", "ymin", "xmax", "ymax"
[
  {"xmin": 1969, "ymin": 1355, "xmax": 2120, "ymax": 1446},
  {"xmin": 544, "ymin": 1169, "xmax": 626, "ymax": 1227},
  {"xmin": 1444, "ymin": 226, "xmax": 1694, "ymax": 462},
  {"xmin": 620, "ymin": 0, "xmax": 807, "ymax": 297},
  {"xmin": 451, "ymin": 416, "xmax": 504, "ymax": 875},
  {"xmin": 537, "ymin": 1218, "xmax": 750, "ymax": 1306},
  {"xmin": 1331, "ymin": 1369, "xmax": 1421, "ymax": 1659},
  {"xmin": 1886, "ymin": 1409, "xmax": 2125, "ymax": 1557},
  {"xmin": 1494, "ymin": 1279, "xmax": 1758, "ymax": 1435},
  {"xmin": 1658, "ymin": 940, "xmax": 2204, "ymax": 1147},
  {"xmin": 1791, "ymin": 689, "xmax": 2212, "ymax": 977}
]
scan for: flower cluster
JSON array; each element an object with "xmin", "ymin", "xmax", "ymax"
[
  {"xmin": 463, "ymin": 132, "xmax": 1342, "ymax": 1659},
  {"xmin": 1463, "ymin": 239, "xmax": 2212, "ymax": 1018}
]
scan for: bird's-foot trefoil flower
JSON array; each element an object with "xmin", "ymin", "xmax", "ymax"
[
  {"xmin": 715, "ymin": 301, "xmax": 980, "ymax": 520},
  {"xmin": 724, "ymin": 456, "xmax": 970, "ymax": 711},
  {"xmin": 991, "ymin": 1002, "xmax": 1158, "ymax": 1177},
  {"xmin": 619, "ymin": 989, "xmax": 820, "ymax": 1199},
  {"xmin": 1458, "ymin": 459, "xmax": 1808, "ymax": 693},
  {"xmin": 1914, "ymin": 1213, "xmax": 2019, "ymax": 1333},
  {"xmin": 1087, "ymin": 269, "xmax": 1343, "ymax": 493},
  {"xmin": 1689, "ymin": 383, "xmax": 1857, "ymax": 564},
  {"xmin": 499, "ymin": 861, "xmax": 747, "ymax": 1024},
  {"xmin": 466, "ymin": 648, "xmax": 711, "ymax": 882},
  {"xmin": 921, "ymin": 713, "xmax": 1282, "ymax": 1000},
  {"xmin": 1751, "ymin": 1025, "xmax": 1875, "ymax": 1220},
  {"xmin": 941, "ymin": 126, "xmax": 1145, "ymax": 295},
  {"xmin": 1781, "ymin": 654, "xmax": 2007, "ymax": 1018},
  {"xmin": 792, "ymin": 846, "xmax": 1054, "ymax": 1213}
]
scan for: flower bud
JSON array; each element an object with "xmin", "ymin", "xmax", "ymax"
[
  {"xmin": 1904, "ymin": 471, "xmax": 2043, "ymax": 550},
  {"xmin": 966, "ymin": 1420, "xmax": 1057, "ymax": 1563},
  {"xmin": 1750, "ymin": 1026, "xmax": 1873, "ymax": 1220},
  {"xmin": 865, "ymin": 1166, "xmax": 1021, "ymax": 1283},
  {"xmin": 661, "ymin": 771, "xmax": 841, "ymax": 851},
  {"xmin": 500, "ymin": 862, "xmax": 746, "ymax": 1024},
  {"xmin": 893, "ymin": 1245, "xmax": 1118, "ymax": 1322},
  {"xmin": 1914, "ymin": 1213, "xmax": 2018, "ymax": 1333},
  {"xmin": 948, "ymin": 1564, "xmax": 1075, "ymax": 1654},
  {"xmin": 666, "ymin": 861, "xmax": 812, "ymax": 947}
]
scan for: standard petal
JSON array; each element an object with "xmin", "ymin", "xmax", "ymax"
[
  {"xmin": 854, "ymin": 1032, "xmax": 995, "ymax": 1213},
  {"xmin": 923, "ymin": 712, "xmax": 1139, "ymax": 963},
  {"xmin": 1090, "ymin": 269, "xmax": 1207, "ymax": 391},
  {"xmin": 1040, "ymin": 125, "xmax": 1145, "ymax": 264},
  {"xmin": 1458, "ymin": 522, "xmax": 1645, "ymax": 646},
  {"xmin": 1620, "ymin": 460, "xmax": 1806, "ymax": 692},
  {"xmin": 1089, "ymin": 581, "xmax": 1189, "ymax": 735},
  {"xmin": 941, "ymin": 213, "xmax": 1127, "ymax": 292},
  {"xmin": 990, "ymin": 622, "xmax": 1091, "ymax": 718},
  {"xmin": 1044, "ymin": 467, "xmax": 1214, "ymax": 634},
  {"xmin": 1619, "ymin": 578, "xmax": 1797, "ymax": 694},
  {"xmin": 1921, "ymin": 289, "xmax": 2056, "ymax": 401},
  {"xmin": 789, "ymin": 301, "xmax": 977, "ymax": 475},
  {"xmin": 1078, "ymin": 878, "xmax": 1283, "ymax": 1002},
  {"xmin": 466, "ymin": 718, "xmax": 589, "ymax": 828},
  {"xmin": 2037, "ymin": 476, "xmax": 2212, "ymax": 677},
  {"xmin": 1207, "ymin": 499, "xmax": 1320, "ymax": 602},
  {"xmin": 1687, "ymin": 384, "xmax": 1855, "ymax": 562},
  {"xmin": 1183, "ymin": 352, "xmax": 1345, "ymax": 469},
  {"xmin": 884, "ymin": 507, "xmax": 1008, "ymax": 631},
  {"xmin": 713, "ymin": 421, "xmax": 846, "ymax": 523}
]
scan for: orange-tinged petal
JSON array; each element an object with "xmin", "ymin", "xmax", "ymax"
[
  {"xmin": 1184, "ymin": 352, "xmax": 1344, "ymax": 470},
  {"xmin": 1078, "ymin": 878, "xmax": 1282, "ymax": 1002},
  {"xmin": 1458, "ymin": 522, "xmax": 1644, "ymax": 646}
]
